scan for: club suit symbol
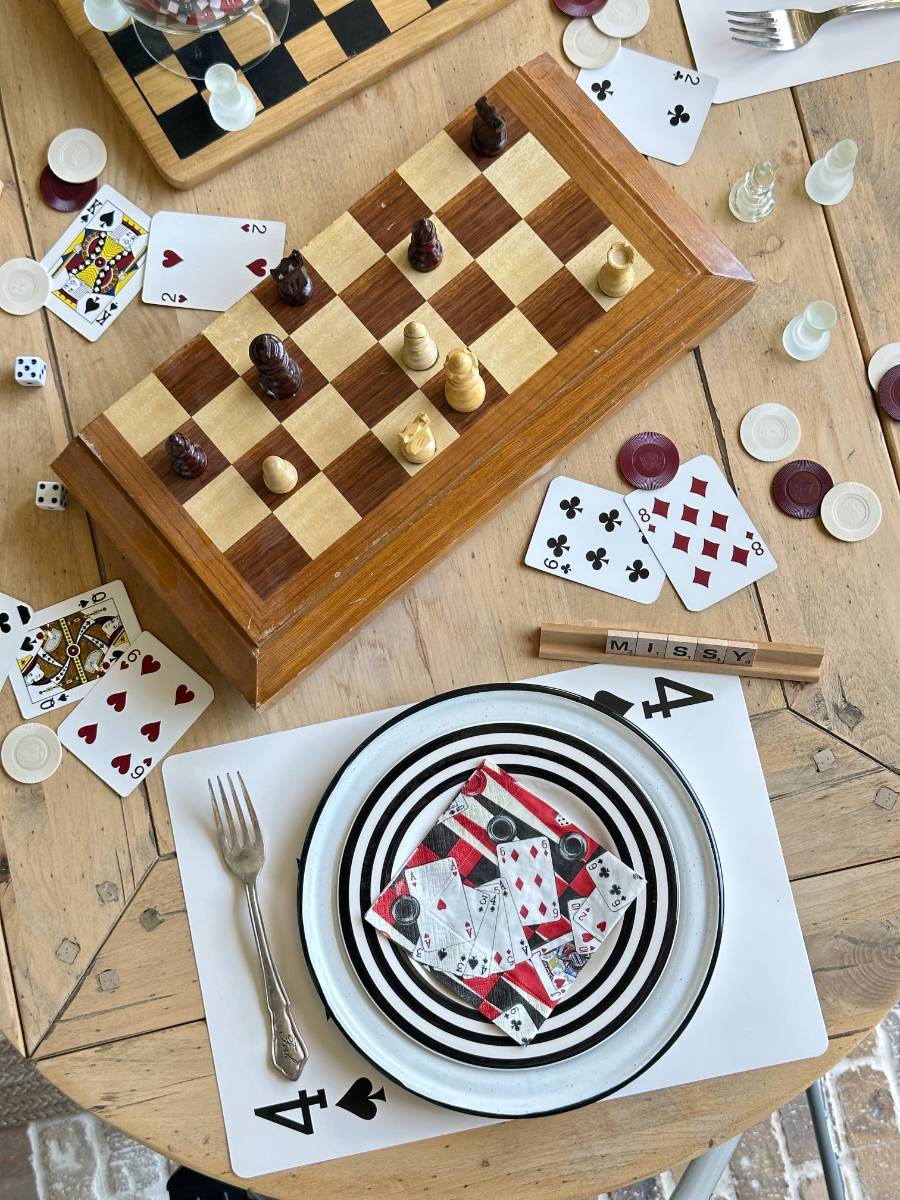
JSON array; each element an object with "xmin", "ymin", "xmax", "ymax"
[
  {"xmin": 559, "ymin": 496, "xmax": 583, "ymax": 519},
  {"xmin": 591, "ymin": 80, "xmax": 614, "ymax": 100},
  {"xmin": 336, "ymin": 1077, "xmax": 386, "ymax": 1121},
  {"xmin": 668, "ymin": 105, "xmax": 690, "ymax": 126},
  {"xmin": 546, "ymin": 534, "xmax": 570, "ymax": 558}
]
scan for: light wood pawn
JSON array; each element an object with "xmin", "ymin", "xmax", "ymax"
[
  {"xmin": 399, "ymin": 412, "xmax": 436, "ymax": 464},
  {"xmin": 262, "ymin": 455, "xmax": 298, "ymax": 494},
  {"xmin": 444, "ymin": 347, "xmax": 485, "ymax": 412},
  {"xmin": 402, "ymin": 321, "xmax": 438, "ymax": 371},
  {"xmin": 597, "ymin": 241, "xmax": 635, "ymax": 297}
]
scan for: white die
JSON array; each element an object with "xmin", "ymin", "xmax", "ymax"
[
  {"xmin": 15, "ymin": 356, "xmax": 47, "ymax": 387},
  {"xmin": 35, "ymin": 481, "xmax": 67, "ymax": 510}
]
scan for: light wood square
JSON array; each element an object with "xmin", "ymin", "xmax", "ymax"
[
  {"xmin": 276, "ymin": 472, "xmax": 361, "ymax": 558},
  {"xmin": 220, "ymin": 10, "xmax": 278, "ymax": 61},
  {"xmin": 302, "ymin": 212, "xmax": 382, "ymax": 294},
  {"xmin": 316, "ymin": 0, "xmax": 353, "ymax": 14},
  {"xmin": 373, "ymin": 0, "xmax": 431, "ymax": 30},
  {"xmin": 184, "ymin": 467, "xmax": 271, "ymax": 553},
  {"xmin": 471, "ymin": 307, "xmax": 555, "ymax": 393},
  {"xmin": 397, "ymin": 131, "xmax": 481, "ymax": 213},
  {"xmin": 105, "ymin": 375, "xmax": 188, "ymax": 458},
  {"xmin": 483, "ymin": 133, "xmax": 570, "ymax": 217},
  {"xmin": 193, "ymin": 378, "xmax": 279, "ymax": 461},
  {"xmin": 135, "ymin": 62, "xmax": 196, "ymax": 114},
  {"xmin": 566, "ymin": 226, "xmax": 654, "ymax": 311},
  {"xmin": 380, "ymin": 301, "xmax": 460, "ymax": 384},
  {"xmin": 386, "ymin": 218, "xmax": 472, "ymax": 300},
  {"xmin": 371, "ymin": 391, "xmax": 459, "ymax": 475},
  {"xmin": 206, "ymin": 294, "xmax": 287, "ymax": 373},
  {"xmin": 282, "ymin": 384, "xmax": 368, "ymax": 469},
  {"xmin": 285, "ymin": 21, "xmax": 347, "ymax": 80},
  {"xmin": 291, "ymin": 297, "xmax": 376, "ymax": 379},
  {"xmin": 476, "ymin": 220, "xmax": 562, "ymax": 306}
]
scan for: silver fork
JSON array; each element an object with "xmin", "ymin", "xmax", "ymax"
[
  {"xmin": 210, "ymin": 772, "xmax": 308, "ymax": 1081},
  {"xmin": 727, "ymin": 0, "xmax": 900, "ymax": 49}
]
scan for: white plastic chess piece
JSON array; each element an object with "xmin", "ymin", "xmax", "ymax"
[
  {"xmin": 83, "ymin": 0, "xmax": 129, "ymax": 32},
  {"xmin": 782, "ymin": 301, "xmax": 837, "ymax": 362},
  {"xmin": 205, "ymin": 64, "xmax": 256, "ymax": 133},
  {"xmin": 805, "ymin": 139, "xmax": 858, "ymax": 206},
  {"xmin": 729, "ymin": 160, "xmax": 776, "ymax": 224}
]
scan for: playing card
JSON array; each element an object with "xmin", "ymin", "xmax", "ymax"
[
  {"xmin": 577, "ymin": 49, "xmax": 718, "ymax": 166},
  {"xmin": 625, "ymin": 454, "xmax": 777, "ymax": 612},
  {"xmin": 567, "ymin": 897, "xmax": 604, "ymax": 955},
  {"xmin": 529, "ymin": 932, "xmax": 590, "ymax": 1001},
  {"xmin": 142, "ymin": 212, "xmax": 286, "ymax": 311},
  {"xmin": 8, "ymin": 581, "xmax": 140, "ymax": 718},
  {"xmin": 573, "ymin": 853, "xmax": 647, "ymax": 943},
  {"xmin": 58, "ymin": 631, "xmax": 213, "ymax": 797},
  {"xmin": 524, "ymin": 475, "xmax": 665, "ymax": 603},
  {"xmin": 406, "ymin": 859, "xmax": 475, "ymax": 951},
  {"xmin": 0, "ymin": 592, "xmax": 33, "ymax": 689},
  {"xmin": 41, "ymin": 186, "xmax": 151, "ymax": 342},
  {"xmin": 496, "ymin": 836, "xmax": 560, "ymax": 927}
]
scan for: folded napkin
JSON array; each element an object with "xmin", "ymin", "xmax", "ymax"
[{"xmin": 365, "ymin": 760, "xmax": 645, "ymax": 1045}]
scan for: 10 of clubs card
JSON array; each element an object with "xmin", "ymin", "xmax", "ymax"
[
  {"xmin": 577, "ymin": 50, "xmax": 718, "ymax": 165},
  {"xmin": 40, "ymin": 185, "xmax": 151, "ymax": 342},
  {"xmin": 8, "ymin": 581, "xmax": 140, "ymax": 718}
]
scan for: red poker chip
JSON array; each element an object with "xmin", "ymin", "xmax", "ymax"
[
  {"xmin": 618, "ymin": 431, "xmax": 680, "ymax": 490},
  {"xmin": 771, "ymin": 459, "xmax": 834, "ymax": 519},
  {"xmin": 553, "ymin": 0, "xmax": 608, "ymax": 15},
  {"xmin": 877, "ymin": 365, "xmax": 900, "ymax": 421},
  {"xmin": 39, "ymin": 166, "xmax": 98, "ymax": 213}
]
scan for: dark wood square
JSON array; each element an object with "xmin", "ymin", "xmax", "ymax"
[
  {"xmin": 333, "ymin": 343, "xmax": 417, "ymax": 425},
  {"xmin": 527, "ymin": 179, "xmax": 611, "ymax": 263},
  {"xmin": 241, "ymin": 336, "xmax": 327, "ymax": 421},
  {"xmin": 520, "ymin": 269, "xmax": 604, "ymax": 351},
  {"xmin": 430, "ymin": 262, "xmax": 514, "ymax": 345},
  {"xmin": 436, "ymin": 175, "xmax": 519, "ymax": 258},
  {"xmin": 253, "ymin": 264, "xmax": 335, "ymax": 334},
  {"xmin": 350, "ymin": 171, "xmax": 430, "ymax": 252},
  {"xmin": 144, "ymin": 418, "xmax": 230, "ymax": 504},
  {"xmin": 225, "ymin": 514, "xmax": 312, "ymax": 600},
  {"xmin": 155, "ymin": 336, "xmax": 238, "ymax": 416},
  {"xmin": 232, "ymin": 425, "xmax": 319, "ymax": 511},
  {"xmin": 340, "ymin": 257, "xmax": 422, "ymax": 340},
  {"xmin": 446, "ymin": 97, "xmax": 528, "ymax": 169},
  {"xmin": 324, "ymin": 432, "xmax": 409, "ymax": 517},
  {"xmin": 421, "ymin": 364, "xmax": 507, "ymax": 433}
]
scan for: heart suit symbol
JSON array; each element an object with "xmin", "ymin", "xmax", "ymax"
[
  {"xmin": 107, "ymin": 691, "xmax": 126, "ymax": 712},
  {"xmin": 174, "ymin": 684, "xmax": 194, "ymax": 706},
  {"xmin": 141, "ymin": 721, "xmax": 160, "ymax": 743},
  {"xmin": 162, "ymin": 249, "xmax": 183, "ymax": 268},
  {"xmin": 111, "ymin": 753, "xmax": 131, "ymax": 775},
  {"xmin": 78, "ymin": 723, "xmax": 98, "ymax": 745},
  {"xmin": 141, "ymin": 655, "xmax": 161, "ymax": 675},
  {"xmin": 246, "ymin": 258, "xmax": 266, "ymax": 277}
]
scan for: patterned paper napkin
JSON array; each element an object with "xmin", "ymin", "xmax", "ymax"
[{"xmin": 365, "ymin": 760, "xmax": 645, "ymax": 1045}]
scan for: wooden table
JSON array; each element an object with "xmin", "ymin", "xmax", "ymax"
[{"xmin": 1, "ymin": 1, "xmax": 898, "ymax": 1195}]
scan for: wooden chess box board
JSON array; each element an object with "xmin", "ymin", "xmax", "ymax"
[
  {"xmin": 54, "ymin": 55, "xmax": 755, "ymax": 708},
  {"xmin": 52, "ymin": 0, "xmax": 515, "ymax": 187}
]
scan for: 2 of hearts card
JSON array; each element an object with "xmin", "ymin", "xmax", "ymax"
[
  {"xmin": 41, "ymin": 186, "xmax": 151, "ymax": 342},
  {"xmin": 366, "ymin": 760, "xmax": 645, "ymax": 1046},
  {"xmin": 577, "ymin": 49, "xmax": 718, "ymax": 166},
  {"xmin": 142, "ymin": 213, "xmax": 286, "ymax": 311},
  {"xmin": 59, "ymin": 631, "xmax": 213, "ymax": 798}
]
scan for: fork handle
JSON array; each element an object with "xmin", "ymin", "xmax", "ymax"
[
  {"xmin": 245, "ymin": 883, "xmax": 308, "ymax": 1081},
  {"xmin": 827, "ymin": 0, "xmax": 900, "ymax": 15}
]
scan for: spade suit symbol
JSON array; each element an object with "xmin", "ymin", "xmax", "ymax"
[{"xmin": 336, "ymin": 1077, "xmax": 386, "ymax": 1121}]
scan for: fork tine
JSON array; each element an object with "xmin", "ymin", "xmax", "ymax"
[
  {"xmin": 725, "ymin": 8, "xmax": 776, "ymax": 14},
  {"xmin": 209, "ymin": 779, "xmax": 228, "ymax": 850},
  {"xmin": 730, "ymin": 33, "xmax": 785, "ymax": 45},
  {"xmin": 727, "ymin": 16, "xmax": 777, "ymax": 28},
  {"xmin": 237, "ymin": 771, "xmax": 263, "ymax": 847},
  {"xmin": 227, "ymin": 771, "xmax": 250, "ymax": 846},
  {"xmin": 217, "ymin": 775, "xmax": 239, "ymax": 848}
]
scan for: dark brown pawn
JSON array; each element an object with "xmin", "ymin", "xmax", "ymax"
[
  {"xmin": 250, "ymin": 333, "xmax": 303, "ymax": 400},
  {"xmin": 165, "ymin": 432, "xmax": 207, "ymax": 479},
  {"xmin": 471, "ymin": 96, "xmax": 507, "ymax": 157},
  {"xmin": 271, "ymin": 249, "xmax": 313, "ymax": 306},
  {"xmin": 408, "ymin": 218, "xmax": 443, "ymax": 272}
]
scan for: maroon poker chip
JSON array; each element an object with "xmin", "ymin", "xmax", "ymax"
[
  {"xmin": 39, "ymin": 166, "xmax": 97, "ymax": 213},
  {"xmin": 771, "ymin": 459, "xmax": 834, "ymax": 519},
  {"xmin": 618, "ymin": 431, "xmax": 680, "ymax": 490},
  {"xmin": 877, "ymin": 365, "xmax": 900, "ymax": 421},
  {"xmin": 553, "ymin": 0, "xmax": 608, "ymax": 15}
]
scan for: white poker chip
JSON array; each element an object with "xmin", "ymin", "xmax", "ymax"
[
  {"xmin": 0, "ymin": 257, "xmax": 51, "ymax": 316},
  {"xmin": 592, "ymin": 0, "xmax": 650, "ymax": 38},
  {"xmin": 2, "ymin": 723, "xmax": 62, "ymax": 785},
  {"xmin": 563, "ymin": 18, "xmax": 621, "ymax": 68},
  {"xmin": 739, "ymin": 403, "xmax": 801, "ymax": 462},
  {"xmin": 820, "ymin": 482, "xmax": 882, "ymax": 542},
  {"xmin": 47, "ymin": 128, "xmax": 107, "ymax": 185},
  {"xmin": 867, "ymin": 342, "xmax": 900, "ymax": 390}
]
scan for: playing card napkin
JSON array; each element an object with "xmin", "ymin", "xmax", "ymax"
[{"xmin": 365, "ymin": 760, "xmax": 645, "ymax": 1045}]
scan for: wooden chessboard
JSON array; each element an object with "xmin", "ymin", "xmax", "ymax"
[
  {"xmin": 53, "ymin": 0, "xmax": 515, "ymax": 187},
  {"xmin": 54, "ymin": 55, "xmax": 755, "ymax": 708}
]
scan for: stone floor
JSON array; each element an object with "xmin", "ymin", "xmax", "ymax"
[{"xmin": 0, "ymin": 1008, "xmax": 897, "ymax": 1200}]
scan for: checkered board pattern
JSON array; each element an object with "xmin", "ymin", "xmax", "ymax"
[{"xmin": 99, "ymin": 99, "xmax": 653, "ymax": 604}]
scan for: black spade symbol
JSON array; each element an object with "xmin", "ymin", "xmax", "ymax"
[
  {"xmin": 20, "ymin": 637, "xmax": 35, "ymax": 654},
  {"xmin": 336, "ymin": 1077, "xmax": 386, "ymax": 1121},
  {"xmin": 100, "ymin": 210, "xmax": 114, "ymax": 227},
  {"xmin": 85, "ymin": 298, "xmax": 100, "ymax": 314}
]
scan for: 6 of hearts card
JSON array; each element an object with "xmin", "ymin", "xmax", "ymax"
[{"xmin": 59, "ymin": 631, "xmax": 213, "ymax": 797}]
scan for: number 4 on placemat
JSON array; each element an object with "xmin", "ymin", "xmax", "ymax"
[
  {"xmin": 254, "ymin": 1078, "xmax": 386, "ymax": 1136},
  {"xmin": 594, "ymin": 675, "xmax": 714, "ymax": 723}
]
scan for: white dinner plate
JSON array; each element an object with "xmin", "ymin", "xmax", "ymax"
[{"xmin": 299, "ymin": 683, "xmax": 722, "ymax": 1118}]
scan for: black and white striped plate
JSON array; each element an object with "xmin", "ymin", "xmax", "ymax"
[{"xmin": 299, "ymin": 684, "xmax": 722, "ymax": 1117}]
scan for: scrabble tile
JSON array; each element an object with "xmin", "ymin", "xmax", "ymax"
[
  {"xmin": 724, "ymin": 641, "xmax": 758, "ymax": 666},
  {"xmin": 665, "ymin": 634, "xmax": 699, "ymax": 662},
  {"xmin": 605, "ymin": 629, "xmax": 638, "ymax": 655},
  {"xmin": 635, "ymin": 632, "xmax": 668, "ymax": 658},
  {"xmin": 694, "ymin": 638, "xmax": 729, "ymax": 664}
]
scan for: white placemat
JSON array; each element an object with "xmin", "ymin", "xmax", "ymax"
[
  {"xmin": 678, "ymin": 0, "xmax": 900, "ymax": 103},
  {"xmin": 163, "ymin": 664, "xmax": 826, "ymax": 1179}
]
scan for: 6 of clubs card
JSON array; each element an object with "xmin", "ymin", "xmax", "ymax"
[{"xmin": 40, "ymin": 185, "xmax": 151, "ymax": 341}]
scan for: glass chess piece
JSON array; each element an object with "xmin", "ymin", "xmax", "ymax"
[
  {"xmin": 782, "ymin": 301, "xmax": 837, "ymax": 362},
  {"xmin": 205, "ymin": 64, "xmax": 257, "ymax": 132},
  {"xmin": 729, "ymin": 160, "xmax": 776, "ymax": 224},
  {"xmin": 806, "ymin": 139, "xmax": 858, "ymax": 206},
  {"xmin": 82, "ymin": 0, "xmax": 129, "ymax": 32}
]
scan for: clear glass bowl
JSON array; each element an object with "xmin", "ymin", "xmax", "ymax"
[{"xmin": 118, "ymin": 1, "xmax": 261, "ymax": 33}]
